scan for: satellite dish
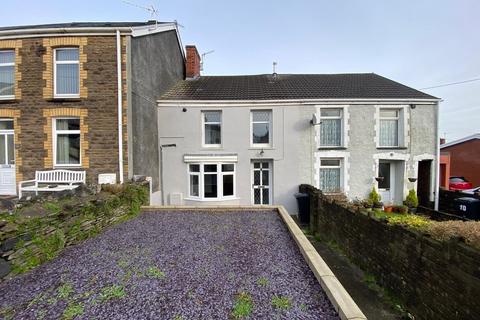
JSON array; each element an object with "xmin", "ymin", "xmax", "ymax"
[{"xmin": 310, "ymin": 113, "xmax": 319, "ymax": 126}]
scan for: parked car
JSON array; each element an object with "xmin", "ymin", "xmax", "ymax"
[
  {"xmin": 462, "ymin": 186, "xmax": 480, "ymax": 195},
  {"xmin": 449, "ymin": 177, "xmax": 473, "ymax": 190}
]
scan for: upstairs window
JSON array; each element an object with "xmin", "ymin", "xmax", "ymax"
[
  {"xmin": 54, "ymin": 118, "xmax": 81, "ymax": 166},
  {"xmin": 188, "ymin": 163, "xmax": 235, "ymax": 200},
  {"xmin": 0, "ymin": 50, "xmax": 15, "ymax": 99},
  {"xmin": 319, "ymin": 159, "xmax": 342, "ymax": 193},
  {"xmin": 251, "ymin": 110, "xmax": 272, "ymax": 146},
  {"xmin": 319, "ymin": 108, "xmax": 342, "ymax": 147},
  {"xmin": 54, "ymin": 48, "xmax": 80, "ymax": 97},
  {"xmin": 202, "ymin": 111, "xmax": 221, "ymax": 146},
  {"xmin": 379, "ymin": 109, "xmax": 399, "ymax": 147}
]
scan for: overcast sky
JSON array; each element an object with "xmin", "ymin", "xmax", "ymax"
[{"xmin": 2, "ymin": 0, "xmax": 478, "ymax": 141}]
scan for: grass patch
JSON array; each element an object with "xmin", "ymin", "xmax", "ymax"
[
  {"xmin": 231, "ymin": 292, "xmax": 254, "ymax": 319},
  {"xmin": 57, "ymin": 282, "xmax": 74, "ymax": 299},
  {"xmin": 63, "ymin": 302, "xmax": 84, "ymax": 319},
  {"xmin": 271, "ymin": 295, "xmax": 291, "ymax": 310},
  {"xmin": 256, "ymin": 277, "xmax": 269, "ymax": 287},
  {"xmin": 99, "ymin": 284, "xmax": 125, "ymax": 301},
  {"xmin": 43, "ymin": 202, "xmax": 62, "ymax": 214},
  {"xmin": 146, "ymin": 266, "xmax": 165, "ymax": 279}
]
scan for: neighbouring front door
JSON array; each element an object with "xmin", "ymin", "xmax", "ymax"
[
  {"xmin": 252, "ymin": 161, "xmax": 271, "ymax": 205},
  {"xmin": 0, "ymin": 120, "xmax": 15, "ymax": 195},
  {"xmin": 378, "ymin": 162, "xmax": 394, "ymax": 204}
]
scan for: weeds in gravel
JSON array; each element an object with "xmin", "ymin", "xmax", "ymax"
[
  {"xmin": 299, "ymin": 303, "xmax": 307, "ymax": 311},
  {"xmin": 146, "ymin": 266, "xmax": 166, "ymax": 279},
  {"xmin": 117, "ymin": 259, "xmax": 129, "ymax": 269},
  {"xmin": 99, "ymin": 284, "xmax": 125, "ymax": 301},
  {"xmin": 0, "ymin": 307, "xmax": 15, "ymax": 320},
  {"xmin": 57, "ymin": 283, "xmax": 74, "ymax": 299},
  {"xmin": 271, "ymin": 295, "xmax": 291, "ymax": 310},
  {"xmin": 231, "ymin": 292, "xmax": 254, "ymax": 319},
  {"xmin": 256, "ymin": 277, "xmax": 269, "ymax": 287},
  {"xmin": 63, "ymin": 302, "xmax": 84, "ymax": 319}
]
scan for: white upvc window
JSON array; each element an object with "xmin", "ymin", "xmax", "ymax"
[
  {"xmin": 202, "ymin": 111, "xmax": 222, "ymax": 147},
  {"xmin": 319, "ymin": 158, "xmax": 342, "ymax": 193},
  {"xmin": 54, "ymin": 48, "xmax": 80, "ymax": 98},
  {"xmin": 188, "ymin": 163, "xmax": 236, "ymax": 201},
  {"xmin": 251, "ymin": 110, "xmax": 272, "ymax": 147},
  {"xmin": 319, "ymin": 108, "xmax": 343, "ymax": 147},
  {"xmin": 0, "ymin": 50, "xmax": 15, "ymax": 99},
  {"xmin": 53, "ymin": 118, "xmax": 81, "ymax": 167},
  {"xmin": 379, "ymin": 109, "xmax": 400, "ymax": 147}
]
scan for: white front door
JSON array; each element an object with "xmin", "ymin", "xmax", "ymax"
[
  {"xmin": 378, "ymin": 161, "xmax": 394, "ymax": 204},
  {"xmin": 252, "ymin": 161, "xmax": 272, "ymax": 205},
  {"xmin": 0, "ymin": 120, "xmax": 15, "ymax": 195}
]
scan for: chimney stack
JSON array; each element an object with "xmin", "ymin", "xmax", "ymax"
[{"xmin": 186, "ymin": 45, "xmax": 200, "ymax": 79}]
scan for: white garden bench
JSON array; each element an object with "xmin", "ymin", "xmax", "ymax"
[{"xmin": 18, "ymin": 170, "xmax": 86, "ymax": 199}]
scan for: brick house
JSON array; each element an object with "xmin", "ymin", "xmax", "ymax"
[
  {"xmin": 440, "ymin": 133, "xmax": 480, "ymax": 188},
  {"xmin": 0, "ymin": 21, "xmax": 185, "ymax": 196}
]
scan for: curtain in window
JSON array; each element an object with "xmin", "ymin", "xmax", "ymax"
[
  {"xmin": 380, "ymin": 120, "xmax": 398, "ymax": 146},
  {"xmin": 320, "ymin": 168, "xmax": 340, "ymax": 192},
  {"xmin": 56, "ymin": 64, "xmax": 79, "ymax": 95},
  {"xmin": 320, "ymin": 119, "xmax": 341, "ymax": 146},
  {"xmin": 56, "ymin": 135, "xmax": 70, "ymax": 164},
  {"xmin": 205, "ymin": 124, "xmax": 221, "ymax": 144}
]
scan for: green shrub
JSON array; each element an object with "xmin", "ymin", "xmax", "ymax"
[
  {"xmin": 368, "ymin": 187, "xmax": 381, "ymax": 206},
  {"xmin": 231, "ymin": 292, "xmax": 253, "ymax": 319},
  {"xmin": 404, "ymin": 189, "xmax": 419, "ymax": 208}
]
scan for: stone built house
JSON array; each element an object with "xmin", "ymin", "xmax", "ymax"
[
  {"xmin": 157, "ymin": 46, "xmax": 441, "ymax": 213},
  {"xmin": 0, "ymin": 21, "xmax": 185, "ymax": 196}
]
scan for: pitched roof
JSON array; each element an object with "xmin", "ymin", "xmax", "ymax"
[
  {"xmin": 441, "ymin": 133, "xmax": 480, "ymax": 149},
  {"xmin": 159, "ymin": 73, "xmax": 438, "ymax": 101},
  {"xmin": 0, "ymin": 21, "xmax": 167, "ymax": 31}
]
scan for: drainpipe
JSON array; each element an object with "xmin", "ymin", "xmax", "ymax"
[
  {"xmin": 434, "ymin": 101, "xmax": 441, "ymax": 210},
  {"xmin": 116, "ymin": 30, "xmax": 124, "ymax": 183}
]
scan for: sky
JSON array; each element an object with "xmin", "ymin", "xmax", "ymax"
[{"xmin": 1, "ymin": 0, "xmax": 479, "ymax": 141}]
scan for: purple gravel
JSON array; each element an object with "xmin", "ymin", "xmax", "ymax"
[{"xmin": 0, "ymin": 210, "xmax": 339, "ymax": 319}]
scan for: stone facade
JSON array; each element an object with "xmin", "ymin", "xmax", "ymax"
[
  {"xmin": 0, "ymin": 35, "xmax": 129, "ymax": 189},
  {"xmin": 301, "ymin": 184, "xmax": 480, "ymax": 320}
]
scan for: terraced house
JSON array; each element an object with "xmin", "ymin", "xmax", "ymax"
[
  {"xmin": 157, "ymin": 46, "xmax": 441, "ymax": 213},
  {"xmin": 0, "ymin": 21, "xmax": 185, "ymax": 196}
]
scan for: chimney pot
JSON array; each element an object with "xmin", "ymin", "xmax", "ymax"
[
  {"xmin": 185, "ymin": 45, "xmax": 201, "ymax": 79},
  {"xmin": 440, "ymin": 138, "xmax": 446, "ymax": 145}
]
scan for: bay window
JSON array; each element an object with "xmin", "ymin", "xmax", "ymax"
[
  {"xmin": 188, "ymin": 163, "xmax": 236, "ymax": 200},
  {"xmin": 54, "ymin": 48, "xmax": 80, "ymax": 97},
  {"xmin": 379, "ymin": 109, "xmax": 399, "ymax": 147},
  {"xmin": 319, "ymin": 108, "xmax": 342, "ymax": 147},
  {"xmin": 202, "ymin": 111, "xmax": 221, "ymax": 146},
  {"xmin": 319, "ymin": 159, "xmax": 342, "ymax": 193},
  {"xmin": 54, "ymin": 118, "xmax": 81, "ymax": 166},
  {"xmin": 0, "ymin": 50, "xmax": 15, "ymax": 99}
]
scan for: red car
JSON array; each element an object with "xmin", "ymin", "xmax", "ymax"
[{"xmin": 449, "ymin": 176, "xmax": 473, "ymax": 190}]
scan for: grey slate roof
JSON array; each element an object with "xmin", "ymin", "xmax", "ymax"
[
  {"xmin": 0, "ymin": 21, "xmax": 167, "ymax": 31},
  {"xmin": 159, "ymin": 73, "xmax": 437, "ymax": 101}
]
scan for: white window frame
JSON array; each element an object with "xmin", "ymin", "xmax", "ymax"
[
  {"xmin": 53, "ymin": 48, "xmax": 80, "ymax": 98},
  {"xmin": 187, "ymin": 162, "xmax": 236, "ymax": 201},
  {"xmin": 53, "ymin": 117, "xmax": 81, "ymax": 167},
  {"xmin": 318, "ymin": 107, "xmax": 343, "ymax": 147},
  {"xmin": 378, "ymin": 108, "xmax": 400, "ymax": 147},
  {"xmin": 201, "ymin": 110, "xmax": 222, "ymax": 148},
  {"xmin": 0, "ymin": 50, "xmax": 15, "ymax": 100},
  {"xmin": 319, "ymin": 158, "xmax": 343, "ymax": 193},
  {"xmin": 250, "ymin": 109, "xmax": 272, "ymax": 148}
]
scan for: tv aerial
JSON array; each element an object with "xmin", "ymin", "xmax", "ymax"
[
  {"xmin": 201, "ymin": 50, "xmax": 215, "ymax": 71},
  {"xmin": 121, "ymin": 0, "xmax": 159, "ymax": 27}
]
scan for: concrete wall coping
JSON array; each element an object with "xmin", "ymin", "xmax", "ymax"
[{"xmin": 141, "ymin": 205, "xmax": 367, "ymax": 320}]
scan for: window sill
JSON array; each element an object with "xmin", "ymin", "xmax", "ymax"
[
  {"xmin": 54, "ymin": 165, "xmax": 83, "ymax": 169},
  {"xmin": 184, "ymin": 197, "xmax": 240, "ymax": 202},
  {"xmin": 249, "ymin": 146, "xmax": 274, "ymax": 150},
  {"xmin": 376, "ymin": 147, "xmax": 408, "ymax": 150},
  {"xmin": 317, "ymin": 147, "xmax": 347, "ymax": 150},
  {"xmin": 0, "ymin": 97, "xmax": 18, "ymax": 104},
  {"xmin": 49, "ymin": 96, "xmax": 81, "ymax": 102}
]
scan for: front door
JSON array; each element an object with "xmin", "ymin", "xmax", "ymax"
[
  {"xmin": 0, "ymin": 120, "xmax": 15, "ymax": 195},
  {"xmin": 378, "ymin": 162, "xmax": 394, "ymax": 204},
  {"xmin": 252, "ymin": 161, "xmax": 271, "ymax": 205}
]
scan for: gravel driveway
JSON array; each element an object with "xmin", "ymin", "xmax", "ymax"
[{"xmin": 0, "ymin": 210, "xmax": 339, "ymax": 319}]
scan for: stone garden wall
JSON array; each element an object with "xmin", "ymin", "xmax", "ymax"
[
  {"xmin": 0, "ymin": 182, "xmax": 148, "ymax": 279},
  {"xmin": 300, "ymin": 184, "xmax": 480, "ymax": 320}
]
